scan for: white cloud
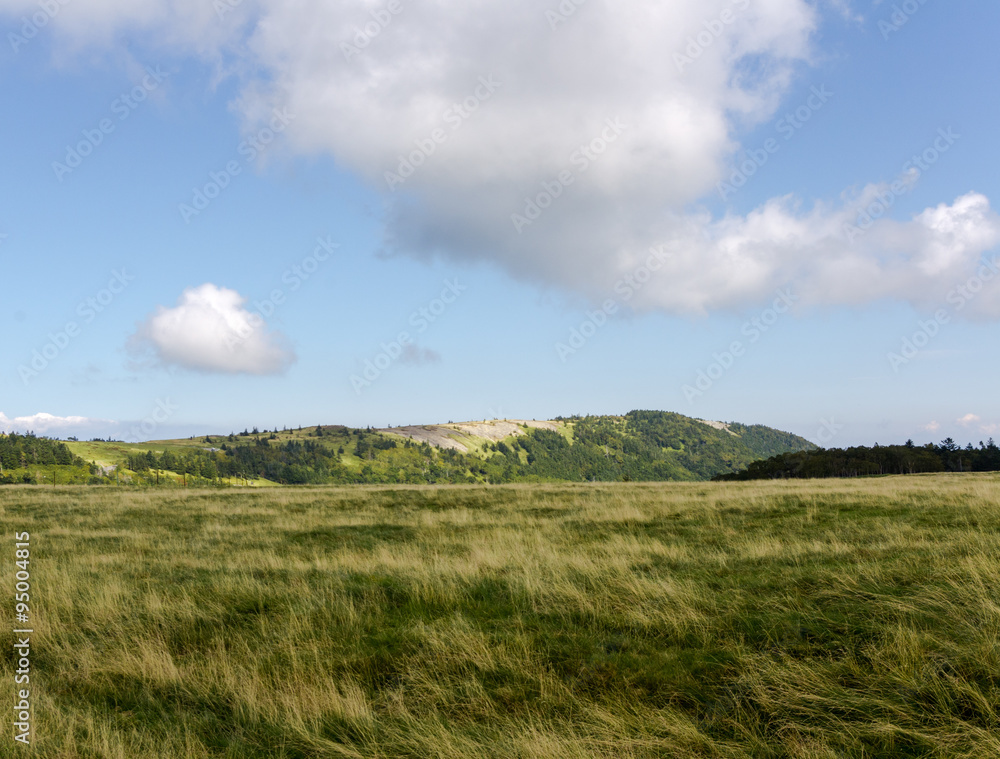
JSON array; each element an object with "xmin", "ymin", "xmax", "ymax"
[
  {"xmin": 0, "ymin": 412, "xmax": 110, "ymax": 435},
  {"xmin": 129, "ymin": 283, "xmax": 296, "ymax": 375},
  {"xmin": 613, "ymin": 190, "xmax": 1000, "ymax": 317},
  {"xmin": 8, "ymin": 0, "xmax": 1000, "ymax": 317},
  {"xmin": 956, "ymin": 414, "xmax": 1000, "ymax": 436},
  {"xmin": 0, "ymin": 0, "xmax": 251, "ymax": 57},
  {"xmin": 924, "ymin": 421, "xmax": 941, "ymax": 433}
]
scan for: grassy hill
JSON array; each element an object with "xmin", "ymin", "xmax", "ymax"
[{"xmin": 37, "ymin": 410, "xmax": 814, "ymax": 487}]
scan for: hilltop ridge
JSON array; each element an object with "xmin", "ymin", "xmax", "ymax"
[{"xmin": 7, "ymin": 410, "xmax": 815, "ymax": 486}]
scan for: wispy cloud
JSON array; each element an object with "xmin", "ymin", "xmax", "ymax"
[{"xmin": 399, "ymin": 345, "xmax": 441, "ymax": 366}]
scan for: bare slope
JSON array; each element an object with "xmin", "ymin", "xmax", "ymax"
[
  {"xmin": 696, "ymin": 419, "xmax": 738, "ymax": 436},
  {"xmin": 378, "ymin": 419, "xmax": 561, "ymax": 453}
]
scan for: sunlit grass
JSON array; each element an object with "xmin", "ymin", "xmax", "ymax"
[{"xmin": 1, "ymin": 475, "xmax": 998, "ymax": 757}]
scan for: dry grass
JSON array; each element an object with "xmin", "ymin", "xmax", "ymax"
[{"xmin": 0, "ymin": 475, "xmax": 998, "ymax": 757}]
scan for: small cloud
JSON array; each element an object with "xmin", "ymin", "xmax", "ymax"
[
  {"xmin": 0, "ymin": 412, "xmax": 111, "ymax": 436},
  {"xmin": 399, "ymin": 345, "xmax": 441, "ymax": 366},
  {"xmin": 924, "ymin": 421, "xmax": 941, "ymax": 433},
  {"xmin": 957, "ymin": 414, "xmax": 981, "ymax": 427},
  {"xmin": 129, "ymin": 284, "xmax": 295, "ymax": 375}
]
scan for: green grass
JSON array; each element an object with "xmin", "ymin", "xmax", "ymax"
[
  {"xmin": 64, "ymin": 429, "xmax": 325, "ymax": 468},
  {"xmin": 1, "ymin": 475, "xmax": 998, "ymax": 757},
  {"xmin": 65, "ymin": 439, "xmax": 214, "ymax": 468},
  {"xmin": 554, "ymin": 420, "xmax": 576, "ymax": 445}
]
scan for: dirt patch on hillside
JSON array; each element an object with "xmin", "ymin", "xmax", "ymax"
[
  {"xmin": 697, "ymin": 419, "xmax": 738, "ymax": 436},
  {"xmin": 379, "ymin": 420, "xmax": 559, "ymax": 453}
]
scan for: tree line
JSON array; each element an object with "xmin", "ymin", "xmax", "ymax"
[
  {"xmin": 0, "ymin": 433, "xmax": 81, "ymax": 468},
  {"xmin": 714, "ymin": 438, "xmax": 1000, "ymax": 481},
  {"xmin": 0, "ymin": 433, "xmax": 84, "ymax": 483}
]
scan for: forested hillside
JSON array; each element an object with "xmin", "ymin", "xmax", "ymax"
[
  {"xmin": 523, "ymin": 411, "xmax": 815, "ymax": 481},
  {"xmin": 21, "ymin": 410, "xmax": 814, "ymax": 487}
]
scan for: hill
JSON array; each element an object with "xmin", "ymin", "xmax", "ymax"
[{"xmin": 39, "ymin": 411, "xmax": 813, "ymax": 487}]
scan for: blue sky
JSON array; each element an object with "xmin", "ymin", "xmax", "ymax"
[{"xmin": 1, "ymin": 0, "xmax": 999, "ymax": 446}]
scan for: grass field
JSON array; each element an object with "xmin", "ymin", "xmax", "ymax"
[{"xmin": 1, "ymin": 475, "xmax": 998, "ymax": 757}]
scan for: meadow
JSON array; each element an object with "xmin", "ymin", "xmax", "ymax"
[{"xmin": 1, "ymin": 475, "xmax": 998, "ymax": 757}]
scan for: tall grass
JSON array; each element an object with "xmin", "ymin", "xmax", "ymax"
[{"xmin": 1, "ymin": 475, "xmax": 998, "ymax": 757}]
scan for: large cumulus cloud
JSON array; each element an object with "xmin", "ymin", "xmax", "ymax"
[{"xmin": 7, "ymin": 0, "xmax": 999, "ymax": 316}]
